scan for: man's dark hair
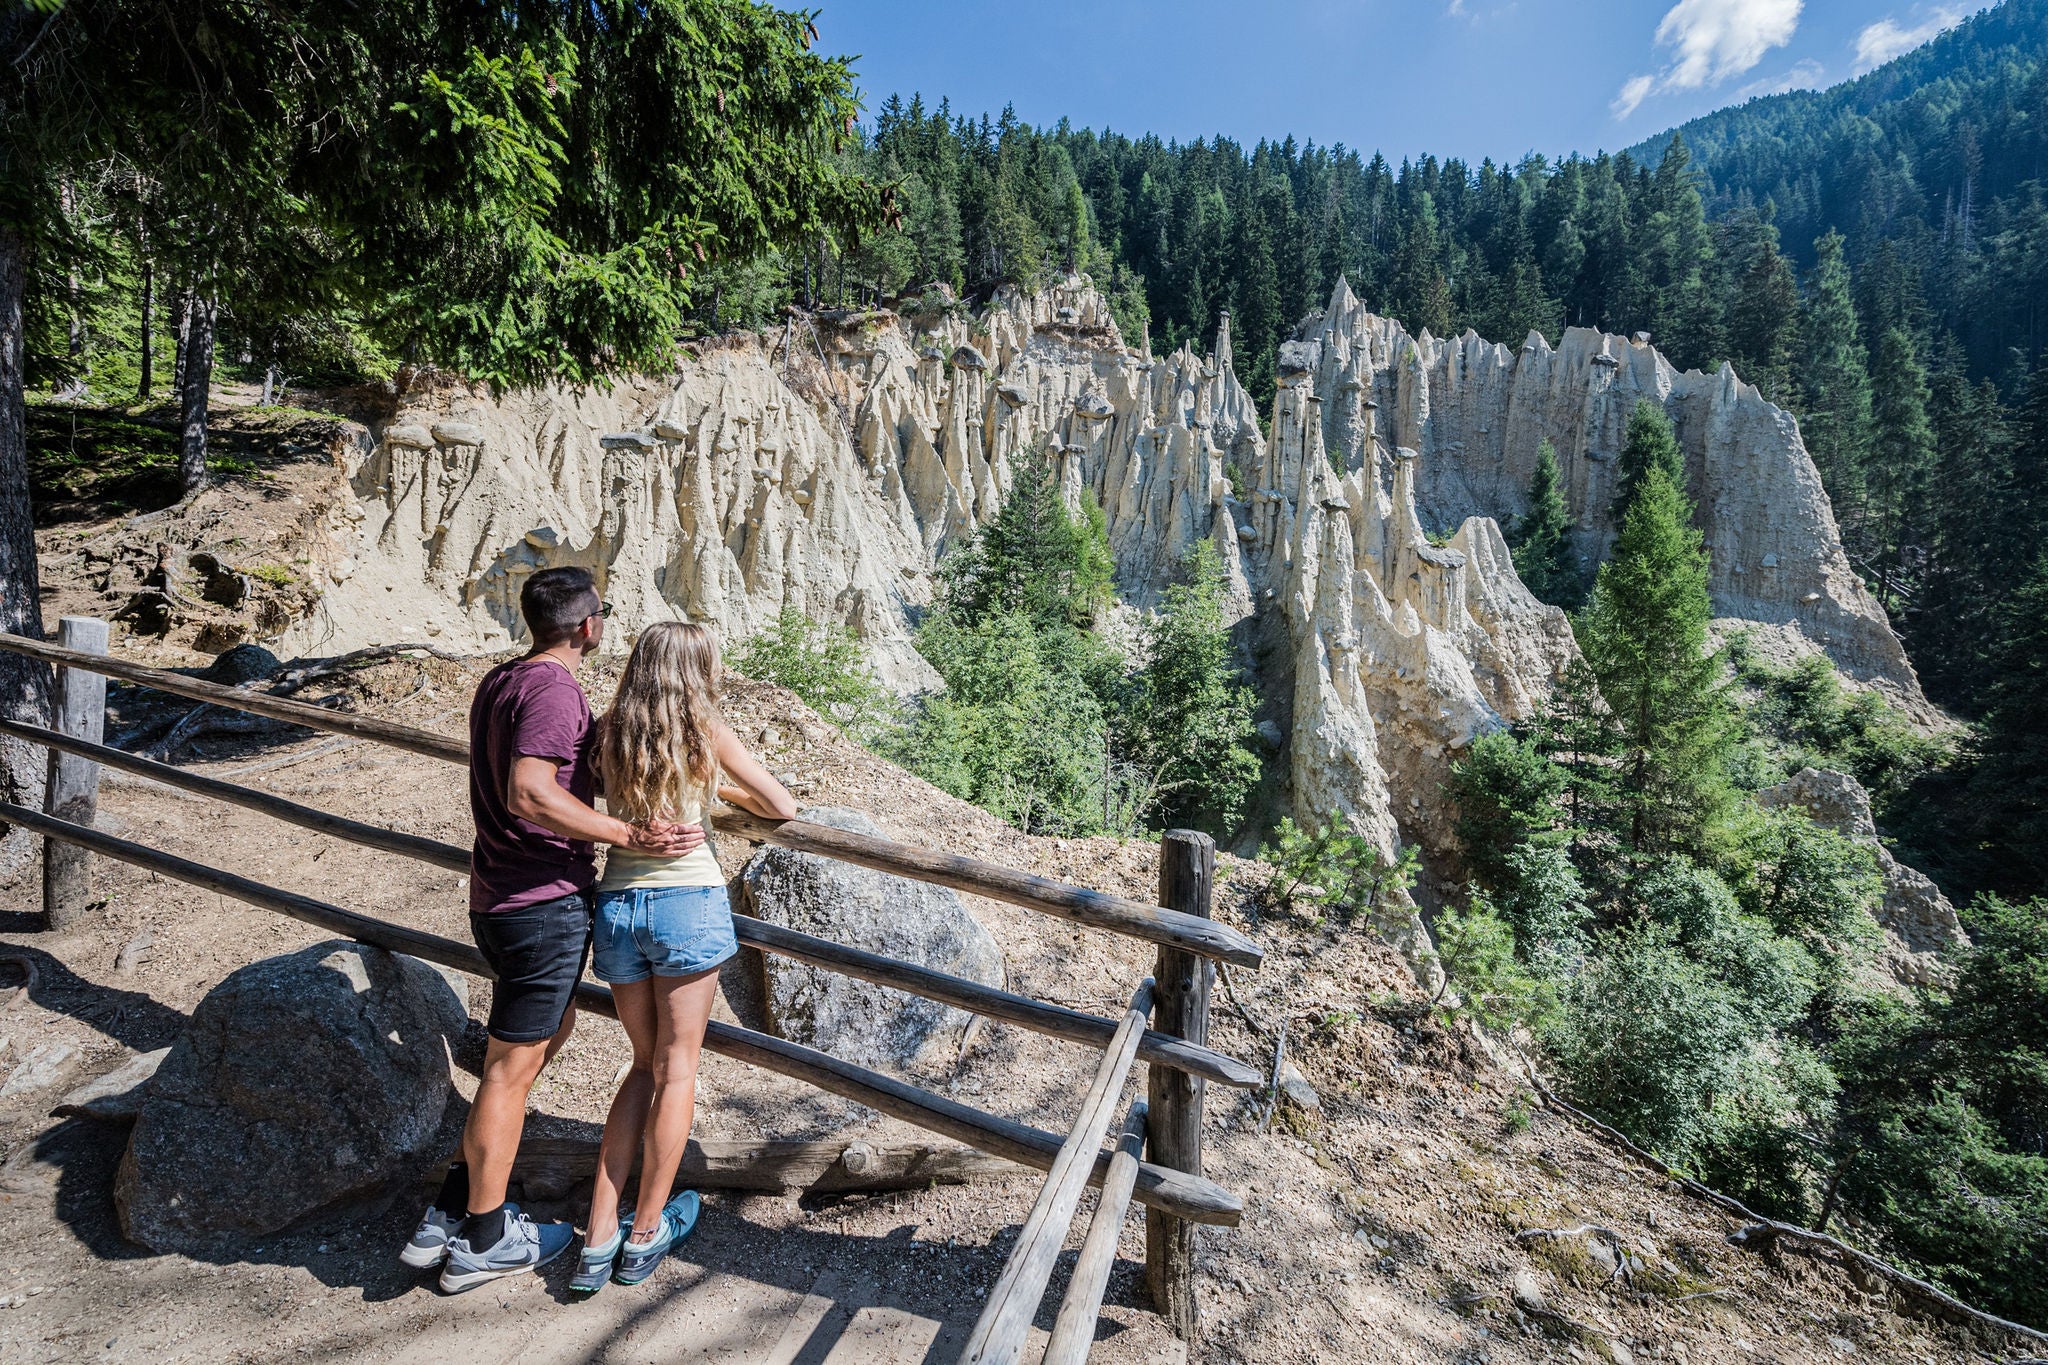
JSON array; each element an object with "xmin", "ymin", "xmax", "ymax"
[{"xmin": 521, "ymin": 566, "xmax": 599, "ymax": 647}]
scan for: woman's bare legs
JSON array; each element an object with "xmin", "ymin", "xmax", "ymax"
[
  {"xmin": 586, "ymin": 978, "xmax": 657, "ymax": 1247},
  {"xmin": 626, "ymin": 967, "xmax": 721, "ymax": 1243}
]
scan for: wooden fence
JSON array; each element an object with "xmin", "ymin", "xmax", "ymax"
[{"xmin": 0, "ymin": 622, "xmax": 1261, "ymax": 1361}]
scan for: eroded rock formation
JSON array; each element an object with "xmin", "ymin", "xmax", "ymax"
[
  {"xmin": 1292, "ymin": 277, "xmax": 1920, "ymax": 701},
  {"xmin": 291, "ymin": 274, "xmax": 1917, "ymax": 895},
  {"xmin": 294, "ymin": 278, "xmax": 1577, "ymax": 872}
]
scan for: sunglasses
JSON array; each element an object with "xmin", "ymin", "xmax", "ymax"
[{"xmin": 589, "ymin": 600, "xmax": 614, "ymax": 620}]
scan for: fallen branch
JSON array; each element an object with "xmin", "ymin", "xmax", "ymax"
[
  {"xmin": 1516, "ymin": 1060, "xmax": 2048, "ymax": 1350},
  {"xmin": 1255, "ymin": 1017, "xmax": 1290, "ymax": 1134},
  {"xmin": 270, "ymin": 643, "xmax": 467, "ymax": 696}
]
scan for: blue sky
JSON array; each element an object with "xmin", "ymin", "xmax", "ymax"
[{"xmin": 813, "ymin": 1, "xmax": 1995, "ymax": 163}]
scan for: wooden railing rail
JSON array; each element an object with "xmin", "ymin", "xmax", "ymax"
[
  {"xmin": 0, "ymin": 714, "xmax": 470, "ymax": 873},
  {"xmin": 960, "ymin": 980, "xmax": 1156, "ymax": 1365},
  {"xmin": 0, "ymin": 715, "xmax": 1259, "ymax": 1091},
  {"xmin": 0, "ymin": 802, "xmax": 1241, "ymax": 1228},
  {"xmin": 1041, "ymin": 1099, "xmax": 1149, "ymax": 1365},
  {"xmin": 0, "ymin": 630, "xmax": 469, "ymax": 763},
  {"xmin": 0, "ymin": 632, "xmax": 1262, "ymax": 968}
]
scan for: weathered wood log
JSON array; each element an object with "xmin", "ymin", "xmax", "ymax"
[
  {"xmin": 1146, "ymin": 828, "xmax": 1216, "ymax": 1339},
  {"xmin": 715, "ymin": 808, "xmax": 1262, "ymax": 968},
  {"xmin": 961, "ymin": 979, "xmax": 1155, "ymax": 1365},
  {"xmin": 508, "ymin": 1135, "xmax": 1014, "ymax": 1196},
  {"xmin": 0, "ymin": 632, "xmax": 466, "ymax": 764},
  {"xmin": 42, "ymin": 617, "xmax": 108, "ymax": 928},
  {"xmin": 0, "ymin": 803, "xmax": 1241, "ymax": 1228},
  {"xmin": 1042, "ymin": 1099, "xmax": 1149, "ymax": 1365}
]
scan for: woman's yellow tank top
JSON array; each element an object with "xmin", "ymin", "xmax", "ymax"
[{"xmin": 598, "ymin": 780, "xmax": 724, "ymax": 890}]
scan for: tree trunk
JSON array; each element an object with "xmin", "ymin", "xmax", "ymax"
[
  {"xmin": 178, "ymin": 296, "xmax": 217, "ymax": 496},
  {"xmin": 260, "ymin": 360, "xmax": 277, "ymax": 407},
  {"xmin": 136, "ymin": 256, "xmax": 154, "ymax": 400},
  {"xmin": 171, "ymin": 291, "xmax": 192, "ymax": 396},
  {"xmin": 0, "ymin": 224, "xmax": 54, "ymax": 871},
  {"xmin": 60, "ymin": 179, "xmax": 85, "ymax": 375}
]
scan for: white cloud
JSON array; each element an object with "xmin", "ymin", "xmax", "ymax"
[
  {"xmin": 1611, "ymin": 74, "xmax": 1657, "ymax": 119},
  {"xmin": 1731, "ymin": 57, "xmax": 1826, "ymax": 100},
  {"xmin": 1853, "ymin": 9, "xmax": 1963, "ymax": 72},
  {"xmin": 1612, "ymin": 0, "xmax": 1803, "ymax": 119}
]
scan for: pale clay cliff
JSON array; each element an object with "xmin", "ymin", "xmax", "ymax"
[{"xmin": 284, "ymin": 276, "xmax": 1936, "ymax": 965}]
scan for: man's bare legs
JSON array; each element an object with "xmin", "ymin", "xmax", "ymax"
[
  {"xmin": 583, "ymin": 971, "xmax": 719, "ymax": 1247},
  {"xmin": 462, "ymin": 1004, "xmax": 577, "ymax": 1217}
]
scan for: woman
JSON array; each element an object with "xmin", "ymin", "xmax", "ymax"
[{"xmin": 571, "ymin": 622, "xmax": 796, "ymax": 1293}]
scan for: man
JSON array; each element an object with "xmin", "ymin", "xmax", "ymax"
[{"xmin": 400, "ymin": 566, "xmax": 702, "ymax": 1292}]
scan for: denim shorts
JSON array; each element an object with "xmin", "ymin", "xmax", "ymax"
[{"xmin": 592, "ymin": 885, "xmax": 738, "ymax": 984}]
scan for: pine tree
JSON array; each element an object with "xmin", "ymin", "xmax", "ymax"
[
  {"xmin": 1576, "ymin": 463, "xmax": 1733, "ymax": 859},
  {"xmin": 1963, "ymin": 555, "xmax": 2048, "ymax": 892},
  {"xmin": 1391, "ymin": 191, "xmax": 1453, "ymax": 337},
  {"xmin": 1720, "ymin": 207, "xmax": 1801, "ymax": 402},
  {"xmin": 1612, "ymin": 398, "xmax": 1684, "ymax": 519},
  {"xmin": 1799, "ymin": 232, "xmax": 1873, "ymax": 541},
  {"xmin": 1511, "ymin": 439, "xmax": 1581, "ymax": 606},
  {"xmin": 1866, "ymin": 327, "xmax": 1936, "ymax": 603}
]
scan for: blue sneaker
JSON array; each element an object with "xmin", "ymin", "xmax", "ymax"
[
  {"xmin": 569, "ymin": 1214, "xmax": 632, "ymax": 1295},
  {"xmin": 437, "ymin": 1205, "xmax": 575, "ymax": 1294},
  {"xmin": 612, "ymin": 1191, "xmax": 700, "ymax": 1286}
]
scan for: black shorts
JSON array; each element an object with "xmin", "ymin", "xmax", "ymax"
[{"xmin": 470, "ymin": 891, "xmax": 594, "ymax": 1044}]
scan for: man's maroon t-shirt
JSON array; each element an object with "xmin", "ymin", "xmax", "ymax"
[{"xmin": 469, "ymin": 656, "xmax": 598, "ymax": 914}]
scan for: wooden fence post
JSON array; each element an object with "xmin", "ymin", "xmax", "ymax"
[
  {"xmin": 1146, "ymin": 827, "xmax": 1214, "ymax": 1340},
  {"xmin": 42, "ymin": 616, "xmax": 107, "ymax": 929}
]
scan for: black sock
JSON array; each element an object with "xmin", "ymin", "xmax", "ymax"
[
  {"xmin": 463, "ymin": 1204, "xmax": 511, "ymax": 1249},
  {"xmin": 433, "ymin": 1163, "xmax": 469, "ymax": 1217}
]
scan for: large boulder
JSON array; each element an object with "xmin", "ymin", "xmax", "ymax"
[
  {"xmin": 738, "ymin": 807, "xmax": 1004, "ymax": 1071},
  {"xmin": 116, "ymin": 941, "xmax": 467, "ymax": 1253}
]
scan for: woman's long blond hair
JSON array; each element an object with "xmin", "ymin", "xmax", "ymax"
[{"xmin": 599, "ymin": 621, "xmax": 722, "ymax": 823}]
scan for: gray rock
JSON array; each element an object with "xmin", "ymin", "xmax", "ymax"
[
  {"xmin": 1, "ymin": 1042, "xmax": 81, "ymax": 1098},
  {"xmin": 1277, "ymin": 1059, "xmax": 1320, "ymax": 1111},
  {"xmin": 115, "ymin": 942, "xmax": 467, "ymax": 1253},
  {"xmin": 1074, "ymin": 390, "xmax": 1115, "ymax": 419},
  {"xmin": 382, "ymin": 423, "xmax": 434, "ymax": 450},
  {"xmin": 430, "ymin": 421, "xmax": 486, "ymax": 447},
  {"xmin": 652, "ymin": 418, "xmax": 691, "ymax": 442},
  {"xmin": 599, "ymin": 431, "xmax": 657, "ymax": 451},
  {"xmin": 1511, "ymin": 1268, "xmax": 1547, "ymax": 1313},
  {"xmin": 738, "ymin": 807, "xmax": 1004, "ymax": 1071},
  {"xmin": 52, "ymin": 1047, "xmax": 170, "ymax": 1122},
  {"xmin": 950, "ymin": 344, "xmax": 989, "ymax": 371},
  {"xmin": 196, "ymin": 643, "xmax": 281, "ymax": 686}
]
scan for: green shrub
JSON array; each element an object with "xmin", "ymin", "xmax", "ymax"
[
  {"xmin": 1732, "ymin": 646, "xmax": 1948, "ymax": 812},
  {"xmin": 1256, "ymin": 809, "xmax": 1419, "ymax": 925},
  {"xmin": 733, "ymin": 608, "xmax": 895, "ymax": 741},
  {"xmin": 1432, "ymin": 894, "xmax": 1560, "ymax": 1032},
  {"xmin": 1449, "ymin": 729, "xmax": 1567, "ymax": 893}
]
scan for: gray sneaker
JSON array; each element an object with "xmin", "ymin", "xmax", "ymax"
[
  {"xmin": 400, "ymin": 1205, "xmax": 461, "ymax": 1269},
  {"xmin": 438, "ymin": 1205, "xmax": 575, "ymax": 1294}
]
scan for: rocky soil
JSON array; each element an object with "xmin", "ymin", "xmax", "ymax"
[{"xmin": 0, "ymin": 640, "xmax": 2020, "ymax": 1364}]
